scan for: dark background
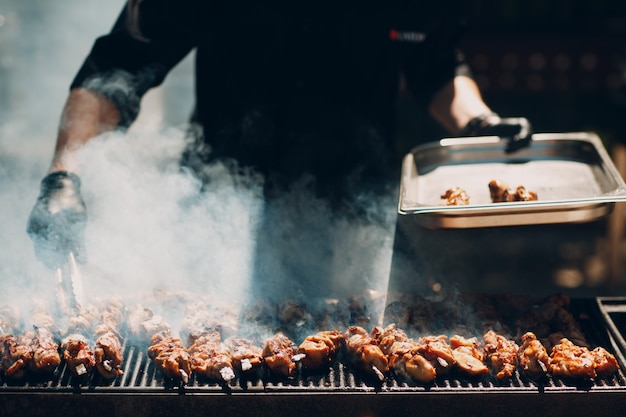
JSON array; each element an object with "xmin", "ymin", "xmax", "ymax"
[{"xmin": 398, "ymin": 0, "xmax": 626, "ymax": 152}]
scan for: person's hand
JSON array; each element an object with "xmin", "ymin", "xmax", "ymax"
[
  {"xmin": 27, "ymin": 171, "xmax": 87, "ymax": 269},
  {"xmin": 459, "ymin": 113, "xmax": 532, "ymax": 153}
]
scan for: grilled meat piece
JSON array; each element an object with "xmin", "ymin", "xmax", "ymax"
[
  {"xmin": 225, "ymin": 337, "xmax": 264, "ymax": 373},
  {"xmin": 296, "ymin": 330, "xmax": 344, "ymax": 371},
  {"xmin": 374, "ymin": 324, "xmax": 436, "ymax": 383},
  {"xmin": 0, "ymin": 334, "xmax": 32, "ymax": 380},
  {"xmin": 489, "ymin": 179, "xmax": 537, "ymax": 203},
  {"xmin": 93, "ymin": 324, "xmax": 124, "ymax": 380},
  {"xmin": 416, "ymin": 335, "xmax": 456, "ymax": 376},
  {"xmin": 344, "ymin": 326, "xmax": 389, "ymax": 380},
  {"xmin": 549, "ymin": 338, "xmax": 597, "ymax": 379},
  {"xmin": 262, "ymin": 333, "xmax": 296, "ymax": 378},
  {"xmin": 61, "ymin": 334, "xmax": 95, "ymax": 378},
  {"xmin": 147, "ymin": 331, "xmax": 192, "ymax": 384},
  {"xmin": 591, "ymin": 346, "xmax": 620, "ymax": 378},
  {"xmin": 450, "ymin": 335, "xmax": 489, "ymax": 376},
  {"xmin": 28, "ymin": 327, "xmax": 61, "ymax": 374},
  {"xmin": 549, "ymin": 338, "xmax": 619, "ymax": 379},
  {"xmin": 440, "ymin": 187, "xmax": 470, "ymax": 206},
  {"xmin": 188, "ymin": 331, "xmax": 235, "ymax": 382},
  {"xmin": 482, "ymin": 330, "xmax": 519, "ymax": 379},
  {"xmin": 518, "ymin": 332, "xmax": 550, "ymax": 380}
]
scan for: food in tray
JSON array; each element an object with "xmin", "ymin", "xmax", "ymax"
[
  {"xmin": 440, "ymin": 180, "xmax": 537, "ymax": 207},
  {"xmin": 488, "ymin": 179, "xmax": 538, "ymax": 203},
  {"xmin": 440, "ymin": 187, "xmax": 471, "ymax": 206}
]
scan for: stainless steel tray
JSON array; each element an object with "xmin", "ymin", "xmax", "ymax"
[{"xmin": 398, "ymin": 132, "xmax": 626, "ymax": 229}]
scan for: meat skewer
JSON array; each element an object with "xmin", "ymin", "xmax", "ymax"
[
  {"xmin": 344, "ymin": 326, "xmax": 389, "ymax": 381},
  {"xmin": 415, "ymin": 335, "xmax": 456, "ymax": 376},
  {"xmin": 549, "ymin": 337, "xmax": 620, "ymax": 380},
  {"xmin": 147, "ymin": 330, "xmax": 192, "ymax": 384},
  {"xmin": 482, "ymin": 330, "xmax": 519, "ymax": 380},
  {"xmin": 295, "ymin": 330, "xmax": 344, "ymax": 371},
  {"xmin": 518, "ymin": 331, "xmax": 550, "ymax": 380},
  {"xmin": 28, "ymin": 327, "xmax": 62, "ymax": 375},
  {"xmin": 188, "ymin": 331, "xmax": 235, "ymax": 382},
  {"xmin": 0, "ymin": 333, "xmax": 32, "ymax": 380},
  {"xmin": 93, "ymin": 324, "xmax": 124, "ymax": 380},
  {"xmin": 449, "ymin": 335, "xmax": 489, "ymax": 377},
  {"xmin": 60, "ymin": 333, "xmax": 95, "ymax": 379},
  {"xmin": 262, "ymin": 333, "xmax": 297, "ymax": 378},
  {"xmin": 373, "ymin": 324, "xmax": 436, "ymax": 383},
  {"xmin": 225, "ymin": 337, "xmax": 264, "ymax": 374}
]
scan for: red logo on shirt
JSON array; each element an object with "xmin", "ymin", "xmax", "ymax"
[{"xmin": 389, "ymin": 29, "xmax": 425, "ymax": 43}]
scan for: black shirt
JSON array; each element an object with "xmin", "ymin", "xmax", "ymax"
[{"xmin": 72, "ymin": 0, "xmax": 469, "ymax": 199}]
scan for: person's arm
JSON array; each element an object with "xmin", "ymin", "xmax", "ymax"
[
  {"xmin": 427, "ymin": 75, "xmax": 493, "ymax": 135},
  {"xmin": 49, "ymin": 88, "xmax": 120, "ymax": 174}
]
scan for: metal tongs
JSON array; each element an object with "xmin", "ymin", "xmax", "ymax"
[{"xmin": 55, "ymin": 252, "xmax": 86, "ymax": 317}]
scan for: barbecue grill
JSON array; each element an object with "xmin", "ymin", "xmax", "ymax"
[
  {"xmin": 3, "ymin": 298, "xmax": 626, "ymax": 417},
  {"xmin": 4, "ymin": 133, "xmax": 626, "ymax": 417}
]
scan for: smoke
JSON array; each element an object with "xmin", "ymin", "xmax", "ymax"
[{"xmin": 0, "ymin": 1, "xmax": 399, "ymax": 337}]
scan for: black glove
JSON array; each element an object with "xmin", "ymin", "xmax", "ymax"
[
  {"xmin": 27, "ymin": 171, "xmax": 87, "ymax": 269},
  {"xmin": 459, "ymin": 113, "xmax": 532, "ymax": 153}
]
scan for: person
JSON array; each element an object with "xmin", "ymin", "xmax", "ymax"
[{"xmin": 26, "ymin": 1, "xmax": 531, "ymax": 294}]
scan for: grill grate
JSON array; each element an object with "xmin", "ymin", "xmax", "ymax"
[{"xmin": 4, "ymin": 299, "xmax": 626, "ymax": 417}]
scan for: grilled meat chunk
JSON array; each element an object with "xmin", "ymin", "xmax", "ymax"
[
  {"xmin": 450, "ymin": 335, "xmax": 489, "ymax": 376},
  {"xmin": 0, "ymin": 333, "xmax": 32, "ymax": 380},
  {"xmin": 296, "ymin": 330, "xmax": 344, "ymax": 371},
  {"xmin": 441, "ymin": 187, "xmax": 470, "ymax": 206},
  {"xmin": 549, "ymin": 338, "xmax": 619, "ymax": 379},
  {"xmin": 518, "ymin": 331, "xmax": 550, "ymax": 380},
  {"xmin": 188, "ymin": 331, "xmax": 235, "ymax": 382},
  {"xmin": 61, "ymin": 334, "xmax": 95, "ymax": 378},
  {"xmin": 147, "ymin": 331, "xmax": 192, "ymax": 384},
  {"xmin": 482, "ymin": 330, "xmax": 519, "ymax": 379},
  {"xmin": 262, "ymin": 333, "xmax": 296, "ymax": 378},
  {"xmin": 225, "ymin": 337, "xmax": 264, "ymax": 373},
  {"xmin": 344, "ymin": 326, "xmax": 389, "ymax": 380},
  {"xmin": 374, "ymin": 324, "xmax": 436, "ymax": 383},
  {"xmin": 416, "ymin": 335, "xmax": 456, "ymax": 376},
  {"xmin": 591, "ymin": 346, "xmax": 620, "ymax": 378},
  {"xmin": 489, "ymin": 179, "xmax": 537, "ymax": 203},
  {"xmin": 93, "ymin": 324, "xmax": 124, "ymax": 380},
  {"xmin": 28, "ymin": 327, "xmax": 61, "ymax": 374}
]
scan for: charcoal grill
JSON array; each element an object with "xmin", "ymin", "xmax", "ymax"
[{"xmin": 3, "ymin": 299, "xmax": 626, "ymax": 417}]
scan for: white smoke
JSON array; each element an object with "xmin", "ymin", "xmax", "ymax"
[{"xmin": 0, "ymin": 1, "xmax": 398, "ymax": 331}]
